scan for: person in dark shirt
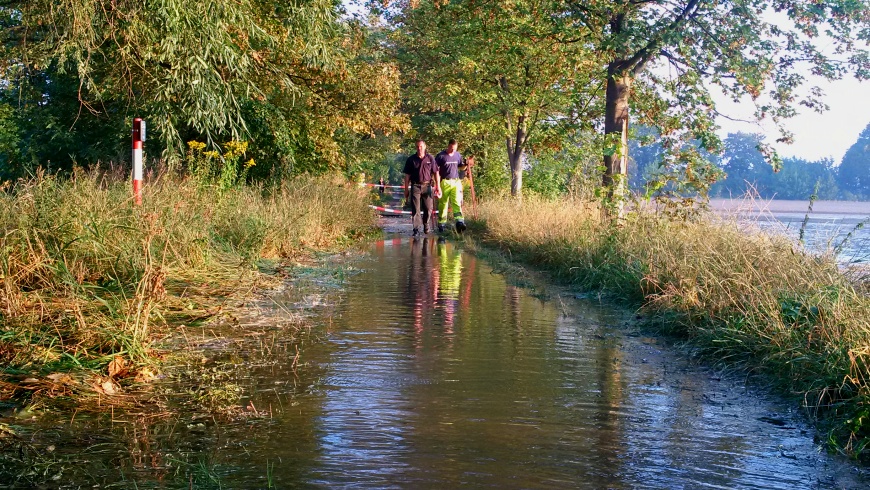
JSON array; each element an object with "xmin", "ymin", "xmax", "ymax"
[
  {"xmin": 378, "ymin": 177, "xmax": 385, "ymax": 195},
  {"xmin": 403, "ymin": 139, "xmax": 442, "ymax": 236},
  {"xmin": 434, "ymin": 139, "xmax": 466, "ymax": 233}
]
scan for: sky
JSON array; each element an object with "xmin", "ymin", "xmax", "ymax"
[{"xmin": 712, "ymin": 76, "xmax": 870, "ymax": 164}]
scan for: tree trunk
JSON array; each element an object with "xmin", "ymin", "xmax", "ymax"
[
  {"xmin": 506, "ymin": 112, "xmax": 527, "ymax": 198},
  {"xmin": 509, "ymin": 151, "xmax": 523, "ymax": 197},
  {"xmin": 603, "ymin": 62, "xmax": 631, "ymax": 218}
]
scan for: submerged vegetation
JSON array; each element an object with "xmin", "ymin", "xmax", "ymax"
[
  {"xmin": 0, "ymin": 169, "xmax": 376, "ymax": 407},
  {"xmin": 472, "ymin": 197, "xmax": 870, "ymax": 457}
]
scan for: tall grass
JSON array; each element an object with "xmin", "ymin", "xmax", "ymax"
[
  {"xmin": 0, "ymin": 169, "xmax": 376, "ymax": 396},
  {"xmin": 473, "ymin": 196, "xmax": 870, "ymax": 457}
]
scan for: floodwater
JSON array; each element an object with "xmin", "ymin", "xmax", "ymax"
[
  {"xmin": 753, "ymin": 213, "xmax": 869, "ymax": 264},
  {"xmin": 710, "ymin": 199, "xmax": 870, "ymax": 264},
  {"xmin": 2, "ymin": 237, "xmax": 869, "ymax": 488}
]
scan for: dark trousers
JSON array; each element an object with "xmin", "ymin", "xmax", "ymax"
[{"xmin": 410, "ymin": 184, "xmax": 433, "ymax": 230}]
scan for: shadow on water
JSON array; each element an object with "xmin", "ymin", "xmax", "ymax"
[{"xmin": 2, "ymin": 236, "xmax": 868, "ymax": 488}]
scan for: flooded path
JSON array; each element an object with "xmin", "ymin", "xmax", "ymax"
[{"xmin": 2, "ymin": 236, "xmax": 868, "ymax": 488}]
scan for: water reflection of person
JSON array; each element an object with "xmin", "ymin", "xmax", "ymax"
[
  {"xmin": 405, "ymin": 238, "xmax": 475, "ymax": 348},
  {"xmin": 437, "ymin": 240, "xmax": 463, "ymax": 333},
  {"xmin": 407, "ymin": 237, "xmax": 439, "ymax": 341}
]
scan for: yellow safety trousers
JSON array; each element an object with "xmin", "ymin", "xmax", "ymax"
[{"xmin": 438, "ymin": 178, "xmax": 464, "ymax": 225}]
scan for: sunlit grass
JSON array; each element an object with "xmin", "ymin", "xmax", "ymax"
[
  {"xmin": 0, "ymin": 169, "xmax": 376, "ymax": 403},
  {"xmin": 472, "ymin": 196, "xmax": 870, "ymax": 458}
]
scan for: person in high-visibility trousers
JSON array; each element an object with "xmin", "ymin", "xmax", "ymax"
[{"xmin": 435, "ymin": 139, "xmax": 466, "ymax": 233}]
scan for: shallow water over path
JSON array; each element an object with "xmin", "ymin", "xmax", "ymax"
[
  {"xmin": 3, "ymin": 237, "xmax": 868, "ymax": 488},
  {"xmin": 289, "ymin": 237, "xmax": 865, "ymax": 489}
]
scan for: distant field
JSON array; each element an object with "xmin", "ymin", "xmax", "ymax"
[{"xmin": 709, "ymin": 199, "xmax": 870, "ymax": 216}]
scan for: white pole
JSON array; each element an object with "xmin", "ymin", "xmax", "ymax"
[{"xmin": 132, "ymin": 118, "xmax": 144, "ymax": 205}]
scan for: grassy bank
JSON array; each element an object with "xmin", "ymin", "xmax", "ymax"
[
  {"xmin": 0, "ymin": 169, "xmax": 376, "ymax": 406},
  {"xmin": 472, "ymin": 197, "xmax": 870, "ymax": 457}
]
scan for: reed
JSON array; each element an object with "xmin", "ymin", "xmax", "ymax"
[
  {"xmin": 473, "ymin": 196, "xmax": 870, "ymax": 457},
  {"xmin": 0, "ymin": 169, "xmax": 376, "ymax": 401}
]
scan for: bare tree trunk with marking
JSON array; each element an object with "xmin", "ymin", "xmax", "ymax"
[{"xmin": 603, "ymin": 63, "xmax": 631, "ymax": 219}]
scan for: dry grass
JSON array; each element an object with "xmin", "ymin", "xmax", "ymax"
[
  {"xmin": 473, "ymin": 196, "xmax": 870, "ymax": 457},
  {"xmin": 0, "ymin": 169, "xmax": 376, "ymax": 403}
]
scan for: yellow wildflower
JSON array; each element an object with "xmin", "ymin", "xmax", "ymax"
[
  {"xmin": 187, "ymin": 141, "xmax": 207, "ymax": 151},
  {"xmin": 224, "ymin": 140, "xmax": 249, "ymax": 158}
]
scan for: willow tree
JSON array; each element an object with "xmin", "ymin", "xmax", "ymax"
[
  {"xmin": 0, "ymin": 0, "xmax": 406, "ymax": 173},
  {"xmin": 565, "ymin": 0, "xmax": 869, "ymax": 214},
  {"xmin": 239, "ymin": 15, "xmax": 408, "ymax": 177},
  {"xmin": 382, "ymin": 0, "xmax": 603, "ymax": 197}
]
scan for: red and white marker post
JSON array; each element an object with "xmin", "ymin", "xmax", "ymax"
[{"xmin": 131, "ymin": 118, "xmax": 146, "ymax": 205}]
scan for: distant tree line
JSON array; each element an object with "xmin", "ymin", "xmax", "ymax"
[{"xmin": 629, "ymin": 121, "xmax": 870, "ymax": 201}]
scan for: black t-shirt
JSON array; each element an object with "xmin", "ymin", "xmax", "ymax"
[
  {"xmin": 435, "ymin": 150, "xmax": 463, "ymax": 180},
  {"xmin": 403, "ymin": 153, "xmax": 438, "ymax": 185}
]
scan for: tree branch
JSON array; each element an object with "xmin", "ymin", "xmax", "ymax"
[{"xmin": 626, "ymin": 0, "xmax": 704, "ymax": 75}]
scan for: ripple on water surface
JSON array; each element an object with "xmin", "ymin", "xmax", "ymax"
[{"xmin": 291, "ymin": 237, "xmax": 867, "ymax": 489}]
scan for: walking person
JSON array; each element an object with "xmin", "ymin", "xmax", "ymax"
[
  {"xmin": 378, "ymin": 177, "xmax": 385, "ymax": 195},
  {"xmin": 403, "ymin": 139, "xmax": 442, "ymax": 236},
  {"xmin": 435, "ymin": 139, "xmax": 466, "ymax": 233}
]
